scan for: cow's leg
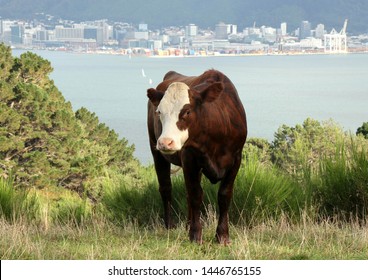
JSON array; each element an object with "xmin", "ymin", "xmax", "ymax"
[
  {"xmin": 182, "ymin": 149, "xmax": 203, "ymax": 243},
  {"xmin": 216, "ymin": 153, "xmax": 242, "ymax": 245},
  {"xmin": 152, "ymin": 151, "xmax": 173, "ymax": 229}
]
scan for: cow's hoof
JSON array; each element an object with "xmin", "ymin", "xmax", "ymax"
[
  {"xmin": 189, "ymin": 231, "xmax": 203, "ymax": 244},
  {"xmin": 216, "ymin": 234, "xmax": 231, "ymax": 246}
]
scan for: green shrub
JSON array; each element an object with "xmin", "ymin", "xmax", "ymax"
[
  {"xmin": 271, "ymin": 118, "xmax": 346, "ymax": 177},
  {"xmin": 356, "ymin": 122, "xmax": 368, "ymax": 139}
]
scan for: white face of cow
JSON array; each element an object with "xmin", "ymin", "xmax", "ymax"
[{"xmin": 156, "ymin": 82, "xmax": 190, "ymax": 154}]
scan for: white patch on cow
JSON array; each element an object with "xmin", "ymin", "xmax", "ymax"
[{"xmin": 156, "ymin": 82, "xmax": 190, "ymax": 153}]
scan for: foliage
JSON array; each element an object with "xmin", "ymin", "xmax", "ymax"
[
  {"xmin": 0, "ymin": 44, "xmax": 140, "ymax": 200},
  {"xmin": 356, "ymin": 122, "xmax": 368, "ymax": 139},
  {"xmin": 271, "ymin": 118, "xmax": 347, "ymax": 176}
]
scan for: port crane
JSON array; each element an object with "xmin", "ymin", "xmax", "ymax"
[{"xmin": 324, "ymin": 19, "xmax": 348, "ymax": 53}]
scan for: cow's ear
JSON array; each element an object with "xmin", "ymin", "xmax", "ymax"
[
  {"xmin": 198, "ymin": 82, "xmax": 223, "ymax": 103},
  {"xmin": 147, "ymin": 88, "xmax": 164, "ymax": 107}
]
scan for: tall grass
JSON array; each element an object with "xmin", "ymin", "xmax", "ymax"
[
  {"xmin": 232, "ymin": 156, "xmax": 305, "ymax": 226},
  {"xmin": 101, "ymin": 159, "xmax": 304, "ymax": 228},
  {"xmin": 0, "ymin": 177, "xmax": 40, "ymax": 223},
  {"xmin": 101, "ymin": 134, "xmax": 368, "ymax": 229},
  {"xmin": 310, "ymin": 139, "xmax": 368, "ymax": 220},
  {"xmin": 50, "ymin": 194, "xmax": 93, "ymax": 226}
]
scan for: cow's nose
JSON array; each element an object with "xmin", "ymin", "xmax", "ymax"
[{"xmin": 157, "ymin": 137, "xmax": 175, "ymax": 150}]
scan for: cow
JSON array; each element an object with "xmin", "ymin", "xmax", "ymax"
[{"xmin": 147, "ymin": 69, "xmax": 247, "ymax": 244}]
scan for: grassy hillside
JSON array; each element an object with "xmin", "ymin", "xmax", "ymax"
[
  {"xmin": 0, "ymin": 0, "xmax": 367, "ymax": 33},
  {"xmin": 1, "ymin": 44, "xmax": 368, "ymax": 259}
]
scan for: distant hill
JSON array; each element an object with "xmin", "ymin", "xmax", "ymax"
[{"xmin": 0, "ymin": 0, "xmax": 367, "ymax": 34}]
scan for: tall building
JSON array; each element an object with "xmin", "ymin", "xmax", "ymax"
[
  {"xmin": 280, "ymin": 22, "xmax": 287, "ymax": 36},
  {"xmin": 185, "ymin": 24, "xmax": 198, "ymax": 38},
  {"xmin": 215, "ymin": 22, "xmax": 228, "ymax": 39},
  {"xmin": 228, "ymin": 24, "xmax": 237, "ymax": 35},
  {"xmin": 10, "ymin": 24, "xmax": 24, "ymax": 44},
  {"xmin": 315, "ymin": 24, "xmax": 325, "ymax": 39},
  {"xmin": 139, "ymin": 23, "xmax": 148, "ymax": 31},
  {"xmin": 84, "ymin": 27, "xmax": 103, "ymax": 45},
  {"xmin": 299, "ymin": 21, "xmax": 311, "ymax": 39}
]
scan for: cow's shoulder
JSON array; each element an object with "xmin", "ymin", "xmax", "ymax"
[{"xmin": 163, "ymin": 71, "xmax": 188, "ymax": 81}]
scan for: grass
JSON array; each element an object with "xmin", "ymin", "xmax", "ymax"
[
  {"xmin": 1, "ymin": 130, "xmax": 368, "ymax": 260},
  {"xmin": 0, "ymin": 177, "xmax": 39, "ymax": 223},
  {"xmin": 1, "ymin": 214, "xmax": 367, "ymax": 259}
]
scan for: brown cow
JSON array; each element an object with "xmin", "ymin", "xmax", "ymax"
[{"xmin": 147, "ymin": 69, "xmax": 247, "ymax": 244}]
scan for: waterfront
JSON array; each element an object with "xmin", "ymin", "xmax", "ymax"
[{"xmin": 13, "ymin": 50, "xmax": 368, "ymax": 165}]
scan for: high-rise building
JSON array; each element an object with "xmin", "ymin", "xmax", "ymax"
[
  {"xmin": 299, "ymin": 21, "xmax": 311, "ymax": 39},
  {"xmin": 185, "ymin": 24, "xmax": 198, "ymax": 38},
  {"xmin": 215, "ymin": 22, "xmax": 228, "ymax": 39},
  {"xmin": 228, "ymin": 24, "xmax": 237, "ymax": 35},
  {"xmin": 10, "ymin": 24, "xmax": 24, "ymax": 44},
  {"xmin": 280, "ymin": 22, "xmax": 287, "ymax": 36},
  {"xmin": 315, "ymin": 24, "xmax": 325, "ymax": 39},
  {"xmin": 139, "ymin": 23, "xmax": 148, "ymax": 31},
  {"xmin": 84, "ymin": 27, "xmax": 103, "ymax": 45}
]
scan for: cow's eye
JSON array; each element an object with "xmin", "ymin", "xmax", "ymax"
[{"xmin": 156, "ymin": 110, "xmax": 161, "ymax": 115}]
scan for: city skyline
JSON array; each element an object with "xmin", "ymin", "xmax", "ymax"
[{"xmin": 0, "ymin": 15, "xmax": 366, "ymax": 56}]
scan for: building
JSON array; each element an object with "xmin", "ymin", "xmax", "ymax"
[
  {"xmin": 315, "ymin": 24, "xmax": 325, "ymax": 39},
  {"xmin": 84, "ymin": 27, "xmax": 103, "ymax": 45},
  {"xmin": 55, "ymin": 25, "xmax": 84, "ymax": 41},
  {"xmin": 139, "ymin": 23, "xmax": 148, "ymax": 31},
  {"xmin": 10, "ymin": 24, "xmax": 24, "ymax": 44},
  {"xmin": 228, "ymin": 24, "xmax": 237, "ymax": 35},
  {"xmin": 215, "ymin": 22, "xmax": 228, "ymax": 39},
  {"xmin": 185, "ymin": 24, "xmax": 198, "ymax": 38},
  {"xmin": 299, "ymin": 21, "xmax": 311, "ymax": 39},
  {"xmin": 280, "ymin": 22, "xmax": 287, "ymax": 36},
  {"xmin": 300, "ymin": 37, "xmax": 323, "ymax": 49}
]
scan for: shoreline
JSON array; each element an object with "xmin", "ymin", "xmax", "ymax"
[{"xmin": 11, "ymin": 45, "xmax": 368, "ymax": 58}]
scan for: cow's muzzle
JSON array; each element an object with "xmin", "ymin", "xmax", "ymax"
[{"xmin": 157, "ymin": 137, "xmax": 177, "ymax": 154}]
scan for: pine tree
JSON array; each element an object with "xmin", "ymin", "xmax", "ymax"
[{"xmin": 0, "ymin": 44, "xmax": 140, "ymax": 200}]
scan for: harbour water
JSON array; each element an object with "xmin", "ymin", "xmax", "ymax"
[{"xmin": 12, "ymin": 50, "xmax": 368, "ymax": 165}]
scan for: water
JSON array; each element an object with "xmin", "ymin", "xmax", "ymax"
[{"xmin": 12, "ymin": 50, "xmax": 368, "ymax": 165}]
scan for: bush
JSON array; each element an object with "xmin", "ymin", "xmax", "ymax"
[
  {"xmin": 271, "ymin": 118, "xmax": 346, "ymax": 177},
  {"xmin": 356, "ymin": 122, "xmax": 368, "ymax": 139}
]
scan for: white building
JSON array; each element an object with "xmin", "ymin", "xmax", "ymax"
[
  {"xmin": 280, "ymin": 22, "xmax": 287, "ymax": 36},
  {"xmin": 315, "ymin": 24, "xmax": 325, "ymax": 39},
  {"xmin": 300, "ymin": 37, "xmax": 323, "ymax": 49},
  {"xmin": 55, "ymin": 25, "xmax": 84, "ymax": 41},
  {"xmin": 185, "ymin": 24, "xmax": 198, "ymax": 37}
]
